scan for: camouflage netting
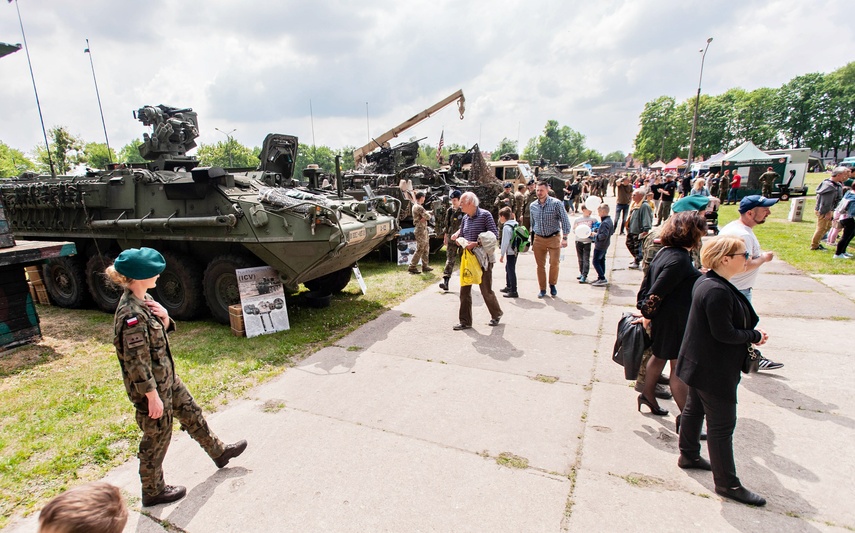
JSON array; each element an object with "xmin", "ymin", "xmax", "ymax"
[{"xmin": 258, "ymin": 186, "xmax": 331, "ymax": 214}]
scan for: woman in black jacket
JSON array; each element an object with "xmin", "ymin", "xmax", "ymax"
[
  {"xmin": 675, "ymin": 236, "xmax": 769, "ymax": 506},
  {"xmin": 636, "ymin": 211, "xmax": 706, "ymax": 416}
]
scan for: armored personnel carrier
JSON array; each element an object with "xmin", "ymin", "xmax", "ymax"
[{"xmin": 0, "ymin": 105, "xmax": 400, "ymax": 323}]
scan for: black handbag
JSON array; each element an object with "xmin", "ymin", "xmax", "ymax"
[{"xmin": 742, "ymin": 344, "xmax": 759, "ymax": 374}]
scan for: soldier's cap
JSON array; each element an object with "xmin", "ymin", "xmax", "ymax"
[
  {"xmin": 503, "ymin": 182, "xmax": 512, "ymax": 189},
  {"xmin": 449, "ymin": 189, "xmax": 462, "ymax": 199},
  {"xmin": 113, "ymin": 247, "xmax": 166, "ymax": 280},
  {"xmin": 527, "ymin": 179, "xmax": 536, "ymax": 185},
  {"xmin": 672, "ymin": 196, "xmax": 710, "ymax": 213},
  {"xmin": 739, "ymin": 195, "xmax": 778, "ymax": 213}
]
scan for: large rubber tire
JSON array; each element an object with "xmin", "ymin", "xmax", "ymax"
[
  {"xmin": 86, "ymin": 254, "xmax": 123, "ymax": 313},
  {"xmin": 42, "ymin": 256, "xmax": 88, "ymax": 308},
  {"xmin": 152, "ymin": 251, "xmax": 203, "ymax": 321},
  {"xmin": 203, "ymin": 254, "xmax": 257, "ymax": 324},
  {"xmin": 303, "ymin": 267, "xmax": 353, "ymax": 294}
]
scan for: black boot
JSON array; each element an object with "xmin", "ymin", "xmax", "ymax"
[{"xmin": 439, "ymin": 277, "xmax": 449, "ymax": 291}]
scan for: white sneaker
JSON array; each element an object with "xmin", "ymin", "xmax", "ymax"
[
  {"xmin": 833, "ymin": 254, "xmax": 847, "ymax": 259},
  {"xmin": 844, "ymin": 253, "xmax": 853, "ymax": 258},
  {"xmin": 628, "ymin": 262, "xmax": 640, "ymax": 269}
]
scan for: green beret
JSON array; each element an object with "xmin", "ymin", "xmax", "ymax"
[
  {"xmin": 113, "ymin": 247, "xmax": 166, "ymax": 280},
  {"xmin": 672, "ymin": 196, "xmax": 710, "ymax": 213}
]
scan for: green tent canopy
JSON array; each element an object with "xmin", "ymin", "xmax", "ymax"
[{"xmin": 721, "ymin": 141, "xmax": 789, "ymax": 198}]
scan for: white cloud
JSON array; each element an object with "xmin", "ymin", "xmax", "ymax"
[{"xmin": 1, "ymin": 0, "xmax": 852, "ymax": 163}]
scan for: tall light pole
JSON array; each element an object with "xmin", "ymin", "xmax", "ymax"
[
  {"xmin": 215, "ymin": 127, "xmax": 236, "ymax": 167},
  {"xmin": 686, "ymin": 37, "xmax": 713, "ymax": 176}
]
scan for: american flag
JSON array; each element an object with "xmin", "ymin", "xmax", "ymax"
[{"xmin": 436, "ymin": 130, "xmax": 444, "ymax": 164}]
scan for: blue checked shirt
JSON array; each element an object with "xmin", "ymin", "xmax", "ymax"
[{"xmin": 530, "ymin": 196, "xmax": 571, "ymax": 238}]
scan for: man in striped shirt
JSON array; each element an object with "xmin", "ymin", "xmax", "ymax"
[
  {"xmin": 530, "ymin": 181, "xmax": 572, "ymax": 298},
  {"xmin": 450, "ymin": 192, "xmax": 503, "ymax": 330}
]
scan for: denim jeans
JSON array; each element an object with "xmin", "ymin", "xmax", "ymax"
[
  {"xmin": 593, "ymin": 248, "xmax": 607, "ymax": 281},
  {"xmin": 505, "ymin": 254, "xmax": 518, "ymax": 292}
]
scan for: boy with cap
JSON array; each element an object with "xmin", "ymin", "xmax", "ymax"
[
  {"xmin": 719, "ymin": 195, "xmax": 783, "ymax": 371},
  {"xmin": 107, "ymin": 248, "xmax": 247, "ymax": 506}
]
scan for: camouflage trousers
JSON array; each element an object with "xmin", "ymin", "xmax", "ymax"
[
  {"xmin": 443, "ymin": 240, "xmax": 461, "ymax": 278},
  {"xmin": 625, "ymin": 233, "xmax": 642, "ymax": 264},
  {"xmin": 135, "ymin": 376, "xmax": 225, "ymax": 497},
  {"xmin": 409, "ymin": 227, "xmax": 430, "ymax": 270}
]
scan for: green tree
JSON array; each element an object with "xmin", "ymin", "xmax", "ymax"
[
  {"xmin": 294, "ymin": 144, "xmax": 338, "ymax": 174},
  {"xmin": 340, "ymin": 145, "xmax": 356, "ymax": 171},
  {"xmin": 197, "ymin": 139, "xmax": 259, "ymax": 168},
  {"xmin": 83, "ymin": 142, "xmax": 117, "ymax": 170},
  {"xmin": 604, "ymin": 150, "xmax": 626, "ymax": 162},
  {"xmin": 529, "ymin": 120, "xmax": 588, "ymax": 165},
  {"xmin": 777, "ymin": 72, "xmax": 825, "ymax": 148},
  {"xmin": 491, "ymin": 138, "xmax": 518, "ymax": 160},
  {"xmin": 417, "ymin": 144, "xmax": 440, "ymax": 168},
  {"xmin": 33, "ymin": 126, "xmax": 84, "ymax": 174},
  {"xmin": 117, "ymin": 139, "xmax": 146, "ymax": 164},
  {"xmin": 521, "ymin": 138, "xmax": 538, "ymax": 162},
  {"xmin": 633, "ymin": 96, "xmax": 676, "ymax": 164},
  {"xmin": 0, "ymin": 141, "xmax": 36, "ymax": 178}
]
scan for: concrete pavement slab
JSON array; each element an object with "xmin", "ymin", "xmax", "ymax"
[
  {"xmin": 105, "ymin": 406, "xmax": 571, "ymax": 533},
  {"xmin": 815, "ymin": 274, "xmax": 855, "ymax": 301},
  {"xmin": 565, "ymin": 469, "xmax": 847, "ymax": 533},
  {"xmin": 254, "ymin": 348, "xmax": 586, "ymax": 473}
]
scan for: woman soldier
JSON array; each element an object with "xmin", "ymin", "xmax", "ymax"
[{"xmin": 108, "ymin": 247, "xmax": 247, "ymax": 507}]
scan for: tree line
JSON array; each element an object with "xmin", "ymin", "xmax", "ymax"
[
  {"xmin": 1, "ymin": 119, "xmax": 624, "ymax": 179},
  {"xmin": 633, "ymin": 61, "xmax": 855, "ymax": 165}
]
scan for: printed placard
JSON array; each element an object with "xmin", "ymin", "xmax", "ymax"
[
  {"xmin": 353, "ymin": 265, "xmax": 367, "ymax": 295},
  {"xmin": 236, "ymin": 266, "xmax": 290, "ymax": 337}
]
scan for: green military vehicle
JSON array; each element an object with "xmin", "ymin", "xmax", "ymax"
[{"xmin": 0, "ymin": 105, "xmax": 400, "ymax": 323}]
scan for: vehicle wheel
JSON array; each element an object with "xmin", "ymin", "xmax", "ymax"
[
  {"xmin": 152, "ymin": 251, "xmax": 203, "ymax": 321},
  {"xmin": 42, "ymin": 256, "xmax": 89, "ymax": 308},
  {"xmin": 86, "ymin": 254, "xmax": 123, "ymax": 313},
  {"xmin": 203, "ymin": 254, "xmax": 257, "ymax": 324},
  {"xmin": 303, "ymin": 266, "xmax": 353, "ymax": 294}
]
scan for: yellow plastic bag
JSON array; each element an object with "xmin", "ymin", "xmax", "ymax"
[{"xmin": 460, "ymin": 249, "xmax": 483, "ymax": 286}]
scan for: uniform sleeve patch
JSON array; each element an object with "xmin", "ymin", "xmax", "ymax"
[
  {"xmin": 125, "ymin": 331, "xmax": 146, "ymax": 349},
  {"xmin": 126, "ymin": 316, "xmax": 139, "ymax": 327}
]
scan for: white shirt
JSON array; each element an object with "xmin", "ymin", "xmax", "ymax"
[{"xmin": 719, "ymin": 219, "xmax": 761, "ymax": 290}]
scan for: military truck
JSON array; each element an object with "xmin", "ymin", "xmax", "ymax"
[{"xmin": 0, "ymin": 105, "xmax": 400, "ymax": 323}]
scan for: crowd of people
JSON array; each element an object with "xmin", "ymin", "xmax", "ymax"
[{"xmin": 429, "ymin": 165, "xmax": 855, "ymax": 508}]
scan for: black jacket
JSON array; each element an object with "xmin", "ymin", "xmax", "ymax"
[
  {"xmin": 675, "ymin": 271, "xmax": 763, "ymax": 403},
  {"xmin": 612, "ymin": 312, "xmax": 650, "ymax": 380}
]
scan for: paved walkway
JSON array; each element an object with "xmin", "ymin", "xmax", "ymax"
[{"xmin": 7, "ymin": 208, "xmax": 855, "ymax": 532}]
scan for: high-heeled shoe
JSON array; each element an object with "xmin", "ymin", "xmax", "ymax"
[{"xmin": 637, "ymin": 394, "xmax": 669, "ymax": 416}]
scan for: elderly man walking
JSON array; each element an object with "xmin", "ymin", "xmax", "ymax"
[
  {"xmin": 626, "ymin": 189, "xmax": 653, "ymax": 269},
  {"xmin": 811, "ymin": 166, "xmax": 850, "ymax": 251},
  {"xmin": 530, "ymin": 180, "xmax": 572, "ymax": 298},
  {"xmin": 450, "ymin": 192, "xmax": 503, "ymax": 330}
]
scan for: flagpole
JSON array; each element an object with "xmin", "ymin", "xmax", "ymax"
[
  {"xmin": 85, "ymin": 39, "xmax": 112, "ymax": 164},
  {"xmin": 10, "ymin": 0, "xmax": 55, "ymax": 176}
]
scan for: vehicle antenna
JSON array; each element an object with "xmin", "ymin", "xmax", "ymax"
[
  {"xmin": 10, "ymin": 0, "xmax": 55, "ymax": 176},
  {"xmin": 310, "ymin": 99, "xmax": 316, "ymax": 161},
  {"xmin": 85, "ymin": 39, "xmax": 112, "ymax": 164}
]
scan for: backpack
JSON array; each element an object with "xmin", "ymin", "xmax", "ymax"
[{"xmin": 510, "ymin": 223, "xmax": 531, "ymax": 253}]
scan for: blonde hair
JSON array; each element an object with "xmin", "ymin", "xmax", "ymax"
[
  {"xmin": 104, "ymin": 265, "xmax": 132, "ymax": 288},
  {"xmin": 693, "ymin": 178, "xmax": 706, "ymax": 190},
  {"xmin": 38, "ymin": 482, "xmax": 128, "ymax": 533},
  {"xmin": 700, "ymin": 236, "xmax": 745, "ymax": 270}
]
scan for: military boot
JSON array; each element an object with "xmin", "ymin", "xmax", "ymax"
[
  {"xmin": 214, "ymin": 439, "xmax": 248, "ymax": 468},
  {"xmin": 142, "ymin": 485, "xmax": 186, "ymax": 507},
  {"xmin": 438, "ymin": 277, "xmax": 450, "ymax": 291}
]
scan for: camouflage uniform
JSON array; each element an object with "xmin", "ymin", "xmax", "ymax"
[
  {"xmin": 641, "ymin": 226, "xmax": 701, "ymax": 275},
  {"xmin": 522, "ymin": 190, "xmax": 537, "ymax": 231},
  {"xmin": 494, "ymin": 191, "xmax": 514, "ymax": 213},
  {"xmin": 759, "ymin": 171, "xmax": 779, "ymax": 198},
  {"xmin": 718, "ymin": 174, "xmax": 731, "ymax": 204},
  {"xmin": 514, "ymin": 191, "xmax": 525, "ymax": 222},
  {"xmin": 443, "ymin": 205, "xmax": 465, "ymax": 279},
  {"xmin": 113, "ymin": 290, "xmax": 225, "ymax": 499},
  {"xmin": 409, "ymin": 203, "xmax": 431, "ymax": 272}
]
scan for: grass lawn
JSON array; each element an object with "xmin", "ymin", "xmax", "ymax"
[
  {"xmin": 717, "ymin": 171, "xmax": 854, "ymax": 274},
  {"xmin": 0, "ymin": 255, "xmax": 441, "ymax": 526}
]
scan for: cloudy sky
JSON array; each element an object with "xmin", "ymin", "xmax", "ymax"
[{"xmin": 1, "ymin": 0, "xmax": 852, "ymax": 161}]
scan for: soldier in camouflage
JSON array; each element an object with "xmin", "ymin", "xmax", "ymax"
[
  {"xmin": 108, "ymin": 248, "xmax": 247, "ymax": 507},
  {"xmin": 759, "ymin": 167, "xmax": 779, "ymax": 198},
  {"xmin": 522, "ymin": 179, "xmax": 537, "ymax": 231},
  {"xmin": 439, "ymin": 190, "xmax": 464, "ymax": 291},
  {"xmin": 718, "ymin": 170, "xmax": 731, "ymax": 205},
  {"xmin": 408, "ymin": 191, "xmax": 433, "ymax": 274},
  {"xmin": 493, "ymin": 182, "xmax": 515, "ymax": 216},
  {"xmin": 514, "ymin": 184, "xmax": 526, "ymax": 222}
]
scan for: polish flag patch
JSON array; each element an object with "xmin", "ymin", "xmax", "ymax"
[{"xmin": 126, "ymin": 316, "xmax": 139, "ymax": 327}]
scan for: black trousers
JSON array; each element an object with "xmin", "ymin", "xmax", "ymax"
[
  {"xmin": 679, "ymin": 385, "xmax": 740, "ymax": 489},
  {"xmin": 836, "ymin": 217, "xmax": 855, "ymax": 255}
]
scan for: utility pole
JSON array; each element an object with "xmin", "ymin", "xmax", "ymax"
[{"xmin": 687, "ymin": 37, "xmax": 713, "ymax": 176}]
